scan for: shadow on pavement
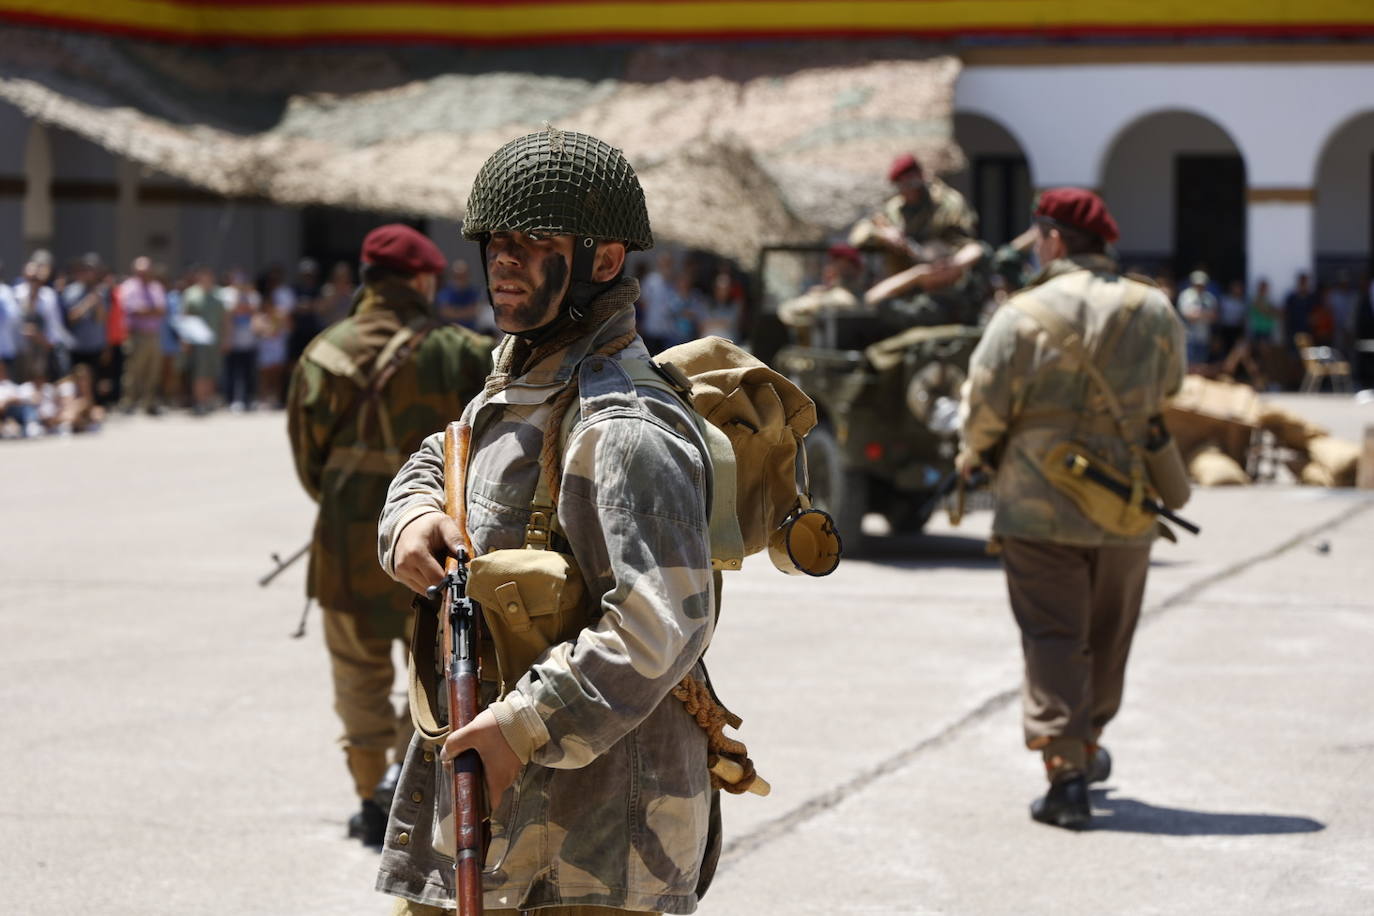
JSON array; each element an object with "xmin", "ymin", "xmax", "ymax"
[
  {"xmin": 1090, "ymin": 789, "xmax": 1325, "ymax": 836},
  {"xmin": 847, "ymin": 532, "xmax": 1000, "ymax": 569}
]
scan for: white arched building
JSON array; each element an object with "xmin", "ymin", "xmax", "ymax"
[{"xmin": 950, "ymin": 46, "xmax": 1374, "ymax": 292}]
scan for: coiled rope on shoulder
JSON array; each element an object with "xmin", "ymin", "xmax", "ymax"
[
  {"xmin": 673, "ymin": 675, "xmax": 762, "ymax": 795},
  {"xmin": 538, "ymin": 328, "xmax": 638, "ymax": 505}
]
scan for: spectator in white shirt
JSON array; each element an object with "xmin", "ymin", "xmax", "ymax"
[
  {"xmin": 12, "ymin": 252, "xmax": 73, "ymax": 384},
  {"xmin": 1177, "ymin": 270, "xmax": 1218, "ymax": 367}
]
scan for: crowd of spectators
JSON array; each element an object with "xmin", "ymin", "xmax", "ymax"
[
  {"xmin": 1148, "ymin": 266, "xmax": 1374, "ymax": 390},
  {"xmin": 0, "ymin": 251, "xmax": 366, "ymax": 439},
  {"xmin": 633, "ymin": 252, "xmax": 749, "ymax": 352},
  {"xmin": 0, "ymin": 245, "xmax": 756, "ymax": 441}
]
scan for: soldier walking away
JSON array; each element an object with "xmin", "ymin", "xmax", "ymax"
[
  {"xmin": 379, "ymin": 127, "xmax": 717, "ymax": 914},
  {"xmin": 958, "ymin": 190, "xmax": 1187, "ymax": 829},
  {"xmin": 287, "ymin": 225, "xmax": 492, "ymax": 846}
]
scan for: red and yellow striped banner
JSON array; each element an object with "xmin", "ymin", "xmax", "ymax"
[{"xmin": 1, "ymin": 0, "xmax": 1371, "ymax": 44}]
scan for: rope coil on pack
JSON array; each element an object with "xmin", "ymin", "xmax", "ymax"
[
  {"xmin": 539, "ymin": 328, "xmax": 638, "ymax": 505},
  {"xmin": 672, "ymin": 675, "xmax": 764, "ymax": 795}
]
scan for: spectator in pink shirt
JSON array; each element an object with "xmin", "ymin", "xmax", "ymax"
[{"xmin": 117, "ymin": 255, "xmax": 167, "ymax": 414}]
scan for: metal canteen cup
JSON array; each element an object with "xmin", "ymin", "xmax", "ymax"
[{"xmin": 768, "ymin": 507, "xmax": 842, "ymax": 577}]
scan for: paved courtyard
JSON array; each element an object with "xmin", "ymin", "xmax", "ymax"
[{"xmin": 1, "ymin": 395, "xmax": 1371, "ymax": 915}]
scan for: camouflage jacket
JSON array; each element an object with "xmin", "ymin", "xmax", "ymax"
[
  {"xmin": 960, "ymin": 255, "xmax": 1187, "ymax": 546},
  {"xmin": 375, "ymin": 278, "xmax": 717, "ymax": 914},
  {"xmin": 850, "ymin": 178, "xmax": 979, "ymax": 276},
  {"xmin": 286, "ymin": 280, "xmax": 492, "ymax": 636}
]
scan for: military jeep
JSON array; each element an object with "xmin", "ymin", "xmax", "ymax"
[{"xmin": 750, "ymin": 245, "xmax": 985, "ymax": 553}]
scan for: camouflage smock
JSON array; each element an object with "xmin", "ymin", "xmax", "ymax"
[
  {"xmin": 959, "ymin": 255, "xmax": 1187, "ymax": 546},
  {"xmin": 375, "ymin": 278, "xmax": 717, "ymax": 913},
  {"xmin": 849, "ymin": 177, "xmax": 979, "ymax": 275},
  {"xmin": 286, "ymin": 280, "xmax": 492, "ymax": 638}
]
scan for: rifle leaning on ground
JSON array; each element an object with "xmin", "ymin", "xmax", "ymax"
[
  {"xmin": 257, "ymin": 542, "xmax": 315, "ymax": 638},
  {"xmin": 258, "ymin": 542, "xmax": 309, "ymax": 587},
  {"xmin": 424, "ymin": 422, "xmax": 486, "ymax": 916},
  {"xmin": 1062, "ymin": 451, "xmax": 1201, "ymax": 535}
]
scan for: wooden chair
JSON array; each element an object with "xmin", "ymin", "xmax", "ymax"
[{"xmin": 1294, "ymin": 332, "xmax": 1354, "ymax": 393}]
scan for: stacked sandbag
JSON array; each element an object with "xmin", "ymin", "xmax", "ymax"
[
  {"xmin": 1164, "ymin": 377, "xmax": 1360, "ymax": 488},
  {"xmin": 1188, "ymin": 446, "xmax": 1250, "ymax": 486}
]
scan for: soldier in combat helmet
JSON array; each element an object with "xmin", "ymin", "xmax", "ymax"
[
  {"xmin": 376, "ymin": 127, "xmax": 719, "ymax": 914},
  {"xmin": 287, "ymin": 225, "xmax": 492, "ymax": 846},
  {"xmin": 958, "ymin": 190, "xmax": 1187, "ymax": 829}
]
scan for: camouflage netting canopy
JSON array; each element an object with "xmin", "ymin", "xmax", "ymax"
[{"xmin": 0, "ymin": 28, "xmax": 962, "ymax": 262}]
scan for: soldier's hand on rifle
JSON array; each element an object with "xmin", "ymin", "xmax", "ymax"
[
  {"xmin": 441, "ymin": 707, "xmax": 523, "ymax": 801},
  {"xmin": 393, "ymin": 511, "xmax": 468, "ymax": 596},
  {"xmin": 955, "ymin": 447, "xmax": 982, "ymax": 482}
]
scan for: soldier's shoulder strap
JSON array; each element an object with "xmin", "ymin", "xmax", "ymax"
[
  {"xmin": 1013, "ymin": 283, "xmax": 1148, "ymax": 436},
  {"xmin": 312, "ymin": 315, "xmax": 440, "ymax": 485}
]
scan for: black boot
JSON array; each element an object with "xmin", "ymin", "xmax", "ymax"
[
  {"xmin": 348, "ymin": 799, "xmax": 387, "ymax": 847},
  {"xmin": 1088, "ymin": 746, "xmax": 1112, "ymax": 784},
  {"xmin": 373, "ymin": 762, "xmax": 403, "ymax": 814},
  {"xmin": 1030, "ymin": 775, "xmax": 1091, "ymax": 830}
]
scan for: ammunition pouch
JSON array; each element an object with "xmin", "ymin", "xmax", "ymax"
[
  {"xmin": 467, "ymin": 548, "xmax": 589, "ymax": 698},
  {"xmin": 1041, "ymin": 441, "xmax": 1158, "ymax": 538}
]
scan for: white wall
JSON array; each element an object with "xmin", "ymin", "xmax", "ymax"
[
  {"xmin": 1315, "ymin": 111, "xmax": 1374, "ymax": 257},
  {"xmin": 1100, "ymin": 111, "xmax": 1238, "ymax": 256},
  {"xmin": 956, "ymin": 61, "xmax": 1374, "ymax": 189}
]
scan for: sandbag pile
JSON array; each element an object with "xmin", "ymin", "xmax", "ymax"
[{"xmin": 1163, "ymin": 376, "xmax": 1359, "ymax": 488}]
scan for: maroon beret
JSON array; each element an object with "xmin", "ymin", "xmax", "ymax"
[
  {"xmin": 827, "ymin": 243, "xmax": 863, "ymax": 269},
  {"xmin": 887, "ymin": 153, "xmax": 923, "ymax": 184},
  {"xmin": 1034, "ymin": 188, "xmax": 1120, "ymax": 244},
  {"xmin": 361, "ymin": 224, "xmax": 446, "ymax": 274}
]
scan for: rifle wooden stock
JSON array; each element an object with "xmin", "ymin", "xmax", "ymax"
[{"xmin": 441, "ymin": 422, "xmax": 485, "ymax": 916}]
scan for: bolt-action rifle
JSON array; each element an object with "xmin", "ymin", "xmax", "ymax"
[
  {"xmin": 1062, "ymin": 451, "xmax": 1201, "ymax": 535},
  {"xmin": 424, "ymin": 422, "xmax": 486, "ymax": 916}
]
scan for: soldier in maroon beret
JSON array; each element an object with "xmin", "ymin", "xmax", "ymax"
[
  {"xmin": 960, "ymin": 187, "xmax": 1189, "ymax": 830},
  {"xmin": 847, "ymin": 151, "xmax": 989, "ymax": 327},
  {"xmin": 287, "ymin": 224, "xmax": 493, "ymax": 846}
]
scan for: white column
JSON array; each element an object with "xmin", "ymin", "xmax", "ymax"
[
  {"xmin": 1247, "ymin": 195, "xmax": 1314, "ymax": 294},
  {"xmin": 21, "ymin": 122, "xmax": 53, "ymax": 254},
  {"xmin": 115, "ymin": 158, "xmax": 140, "ymax": 272}
]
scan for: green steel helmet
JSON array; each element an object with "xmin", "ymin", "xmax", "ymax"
[{"xmin": 462, "ymin": 127, "xmax": 653, "ymax": 251}]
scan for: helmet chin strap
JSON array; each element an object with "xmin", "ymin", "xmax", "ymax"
[
  {"xmin": 480, "ymin": 235, "xmax": 616, "ymax": 340},
  {"xmin": 565, "ymin": 236, "xmax": 602, "ymax": 321}
]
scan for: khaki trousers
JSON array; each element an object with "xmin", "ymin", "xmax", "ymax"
[
  {"xmin": 391, "ymin": 901, "xmax": 658, "ymax": 916},
  {"xmin": 122, "ymin": 331, "xmax": 162, "ymax": 410},
  {"xmin": 322, "ymin": 606, "xmax": 415, "ymax": 799},
  {"xmin": 1000, "ymin": 537, "xmax": 1151, "ymax": 777}
]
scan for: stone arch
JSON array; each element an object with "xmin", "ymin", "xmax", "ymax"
[
  {"xmin": 1314, "ymin": 109, "xmax": 1374, "ymax": 281},
  {"xmin": 1098, "ymin": 108, "xmax": 1247, "ymax": 287},
  {"xmin": 948, "ymin": 109, "xmax": 1035, "ymax": 246}
]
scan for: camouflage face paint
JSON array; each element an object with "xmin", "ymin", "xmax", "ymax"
[
  {"xmin": 487, "ymin": 233, "xmax": 572, "ymax": 333},
  {"xmin": 521, "ymin": 252, "xmax": 568, "ymax": 328}
]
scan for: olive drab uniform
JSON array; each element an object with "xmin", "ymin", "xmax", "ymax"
[
  {"xmin": 849, "ymin": 178, "xmax": 990, "ymax": 328},
  {"xmin": 376, "ymin": 279, "xmax": 718, "ymax": 914},
  {"xmin": 287, "ymin": 279, "xmax": 492, "ymax": 801},
  {"xmin": 959, "ymin": 254, "xmax": 1187, "ymax": 777}
]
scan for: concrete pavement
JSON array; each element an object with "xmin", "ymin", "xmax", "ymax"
[{"xmin": 1, "ymin": 401, "xmax": 1371, "ymax": 915}]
